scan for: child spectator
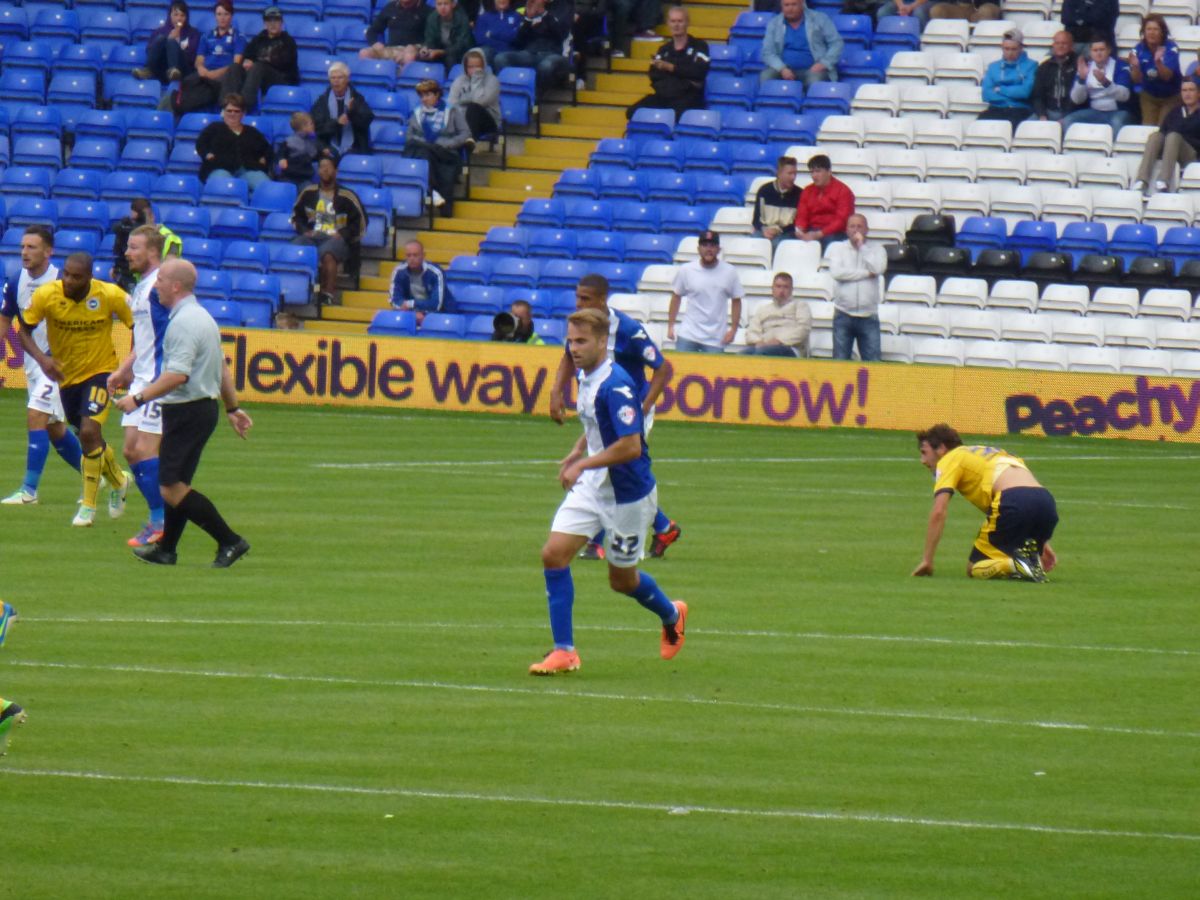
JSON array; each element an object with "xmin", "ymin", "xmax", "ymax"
[{"xmin": 276, "ymin": 111, "xmax": 323, "ymax": 187}]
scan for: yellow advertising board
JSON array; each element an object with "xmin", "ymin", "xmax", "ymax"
[{"xmin": 3, "ymin": 326, "xmax": 1198, "ymax": 442}]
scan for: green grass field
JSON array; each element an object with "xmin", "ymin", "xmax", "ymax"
[{"xmin": 0, "ymin": 391, "xmax": 1197, "ymax": 899}]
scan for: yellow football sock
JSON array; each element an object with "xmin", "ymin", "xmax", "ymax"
[
  {"xmin": 82, "ymin": 449, "xmax": 103, "ymax": 509},
  {"xmin": 970, "ymin": 558, "xmax": 1016, "ymax": 580},
  {"xmin": 99, "ymin": 443, "xmax": 125, "ymax": 487}
]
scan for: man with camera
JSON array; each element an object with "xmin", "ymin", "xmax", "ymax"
[
  {"xmin": 491, "ymin": 299, "xmax": 545, "ymax": 344},
  {"xmin": 111, "ymin": 199, "xmax": 183, "ymax": 292}
]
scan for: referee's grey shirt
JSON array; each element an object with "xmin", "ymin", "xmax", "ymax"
[{"xmin": 161, "ymin": 294, "xmax": 224, "ymax": 404}]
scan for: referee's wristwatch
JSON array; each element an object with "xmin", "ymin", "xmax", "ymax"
[{"xmin": 133, "ymin": 392, "xmax": 146, "ymax": 408}]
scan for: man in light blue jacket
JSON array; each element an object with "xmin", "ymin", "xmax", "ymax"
[
  {"xmin": 978, "ymin": 28, "xmax": 1038, "ymax": 127},
  {"xmin": 760, "ymin": 0, "xmax": 843, "ymax": 86}
]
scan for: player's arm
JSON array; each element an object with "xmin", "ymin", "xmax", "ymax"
[
  {"xmin": 643, "ymin": 361, "xmax": 669, "ymax": 416},
  {"xmin": 548, "ymin": 348, "xmax": 573, "ymax": 425},
  {"xmin": 912, "ymin": 490, "xmax": 952, "ymax": 576},
  {"xmin": 666, "ymin": 292, "xmax": 681, "ymax": 340},
  {"xmin": 220, "ymin": 363, "xmax": 253, "ymax": 438},
  {"xmin": 114, "ymin": 370, "xmax": 187, "ymax": 412},
  {"xmin": 560, "ymin": 433, "xmax": 641, "ymax": 490},
  {"xmin": 108, "ymin": 350, "xmax": 137, "ymax": 392},
  {"xmin": 1041, "ymin": 541, "xmax": 1057, "ymax": 572},
  {"xmin": 15, "ymin": 316, "xmax": 62, "ymax": 382}
]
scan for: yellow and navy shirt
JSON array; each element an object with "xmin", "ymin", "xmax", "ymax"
[
  {"xmin": 22, "ymin": 279, "xmax": 132, "ymax": 388},
  {"xmin": 933, "ymin": 445, "xmax": 1029, "ymax": 513}
]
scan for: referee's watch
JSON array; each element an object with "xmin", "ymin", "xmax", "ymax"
[{"xmin": 133, "ymin": 392, "xmax": 145, "ymax": 408}]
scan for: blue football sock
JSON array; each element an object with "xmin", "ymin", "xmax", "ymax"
[
  {"xmin": 626, "ymin": 571, "xmax": 677, "ymax": 624},
  {"xmin": 132, "ymin": 458, "xmax": 165, "ymax": 525},
  {"xmin": 23, "ymin": 430, "xmax": 51, "ymax": 492},
  {"xmin": 51, "ymin": 429, "xmax": 83, "ymax": 473},
  {"xmin": 543, "ymin": 566, "xmax": 575, "ymax": 650},
  {"xmin": 653, "ymin": 509, "xmax": 671, "ymax": 533}
]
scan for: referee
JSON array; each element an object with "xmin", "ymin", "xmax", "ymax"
[{"xmin": 114, "ymin": 259, "xmax": 253, "ymax": 568}]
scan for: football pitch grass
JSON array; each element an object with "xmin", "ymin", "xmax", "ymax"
[{"xmin": 0, "ymin": 391, "xmax": 1197, "ymax": 899}]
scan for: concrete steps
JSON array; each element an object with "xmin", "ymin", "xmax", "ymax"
[{"xmin": 308, "ymin": 320, "xmax": 371, "ymax": 335}]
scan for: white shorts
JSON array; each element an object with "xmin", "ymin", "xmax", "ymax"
[
  {"xmin": 120, "ymin": 382, "xmax": 164, "ymax": 435},
  {"xmin": 25, "ymin": 364, "xmax": 65, "ymax": 423},
  {"xmin": 551, "ymin": 479, "xmax": 658, "ymax": 569}
]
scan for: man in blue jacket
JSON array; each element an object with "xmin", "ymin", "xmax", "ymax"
[
  {"xmin": 389, "ymin": 240, "xmax": 448, "ymax": 322},
  {"xmin": 978, "ymin": 28, "xmax": 1037, "ymax": 127},
  {"xmin": 759, "ymin": 0, "xmax": 843, "ymax": 86}
]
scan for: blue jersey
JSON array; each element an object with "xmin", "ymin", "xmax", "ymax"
[
  {"xmin": 577, "ymin": 359, "xmax": 656, "ymax": 504},
  {"xmin": 198, "ymin": 28, "xmax": 246, "ymax": 65},
  {"xmin": 609, "ymin": 307, "xmax": 663, "ymax": 402}
]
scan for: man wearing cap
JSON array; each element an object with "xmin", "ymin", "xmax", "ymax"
[
  {"xmin": 978, "ymin": 29, "xmax": 1037, "ymax": 127},
  {"xmin": 228, "ymin": 6, "xmax": 299, "ymax": 113},
  {"xmin": 667, "ymin": 231, "xmax": 743, "ymax": 354}
]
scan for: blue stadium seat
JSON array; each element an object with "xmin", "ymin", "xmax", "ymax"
[
  {"xmin": 839, "ymin": 48, "xmax": 888, "ymax": 85},
  {"xmin": 610, "ymin": 201, "xmax": 659, "ymax": 234},
  {"xmin": 675, "ymin": 109, "xmax": 721, "ymax": 142},
  {"xmin": 267, "ymin": 242, "xmax": 317, "ymax": 276},
  {"xmin": 11, "ymin": 108, "xmax": 63, "ymax": 141},
  {"xmin": 70, "ymin": 138, "xmax": 121, "ymax": 173},
  {"xmin": 722, "ymin": 110, "xmax": 770, "ymax": 142},
  {"xmin": 291, "ymin": 19, "xmax": 337, "ymax": 53},
  {"xmin": 100, "ymin": 171, "xmax": 153, "ymax": 201},
  {"xmin": 515, "ymin": 198, "xmax": 564, "ymax": 227},
  {"xmin": 238, "ymin": 299, "xmax": 275, "ymax": 329},
  {"xmin": 4, "ymin": 41, "xmax": 56, "ymax": 78},
  {"xmin": 705, "ymin": 75, "xmax": 755, "ymax": 111},
  {"xmin": 707, "ymin": 43, "xmax": 743, "ymax": 76},
  {"xmin": 6, "ymin": 197, "xmax": 58, "ymax": 229},
  {"xmin": 548, "ymin": 290, "xmax": 577, "ymax": 318},
  {"xmin": 299, "ymin": 51, "xmax": 340, "ymax": 85},
  {"xmin": 1006, "ymin": 220, "xmax": 1058, "ymax": 265},
  {"xmin": 0, "ymin": 5, "xmax": 28, "ymax": 41},
  {"xmin": 563, "ymin": 199, "xmax": 613, "ymax": 230},
  {"xmin": 575, "ymin": 231, "xmax": 625, "ymax": 262},
  {"xmin": 12, "ymin": 137, "xmax": 63, "ymax": 171},
  {"xmin": 802, "ymin": 82, "xmax": 854, "ymax": 114},
  {"xmin": 185, "ymin": 237, "xmax": 223, "ymax": 269},
  {"xmin": 396, "ymin": 60, "xmax": 442, "ymax": 91},
  {"xmin": 465, "ymin": 314, "xmax": 495, "ymax": 341},
  {"xmin": 660, "ymin": 203, "xmax": 715, "ymax": 234},
  {"xmin": 597, "ymin": 169, "xmax": 645, "ymax": 201},
  {"xmin": 696, "ymin": 174, "xmax": 748, "ymax": 206},
  {"xmin": 873, "ymin": 15, "xmax": 921, "ymax": 51},
  {"xmin": 834, "ymin": 14, "xmax": 874, "ymax": 49},
  {"xmin": 200, "ymin": 299, "xmax": 243, "ymax": 326},
  {"xmin": 626, "ymin": 107, "xmax": 675, "ymax": 139},
  {"xmin": 1058, "ymin": 221, "xmax": 1108, "ymax": 265},
  {"xmin": 57, "ymin": 43, "xmax": 106, "ymax": 78},
  {"xmin": 368, "ymin": 309, "xmax": 419, "ymax": 336},
  {"xmin": 158, "ymin": 204, "xmax": 212, "ymax": 238},
  {"xmin": 1108, "ymin": 223, "xmax": 1159, "ymax": 266},
  {"xmin": 591, "ymin": 262, "xmax": 640, "ymax": 294},
  {"xmin": 956, "ymin": 216, "xmax": 1008, "ymax": 260},
  {"xmin": 231, "ymin": 271, "xmax": 282, "ymax": 307},
  {"xmin": 249, "ymin": 180, "xmax": 297, "ymax": 215},
  {"xmin": 58, "ymin": 199, "xmax": 109, "ymax": 236},
  {"xmin": 553, "ymin": 168, "xmax": 599, "ymax": 198},
  {"xmin": 105, "ymin": 43, "xmax": 147, "ymax": 79},
  {"xmin": 768, "ymin": 112, "xmax": 819, "ymax": 145},
  {"xmin": 334, "ymin": 19, "xmax": 370, "ymax": 51},
  {"xmin": 166, "ymin": 142, "xmax": 201, "ymax": 174},
  {"xmin": 728, "ymin": 11, "xmax": 772, "ymax": 46},
  {"xmin": 499, "ymin": 67, "xmax": 536, "ymax": 126},
  {"xmin": 369, "ymin": 120, "xmax": 407, "ymax": 154},
  {"xmin": 223, "ymin": 241, "xmax": 271, "ymax": 273},
  {"xmin": 491, "ymin": 257, "xmax": 540, "ymax": 288},
  {"xmin": 1, "ymin": 167, "xmax": 52, "ymax": 198},
  {"xmin": 533, "ymin": 318, "xmax": 565, "ymax": 345},
  {"xmin": 644, "ymin": 172, "xmax": 696, "ymax": 204},
  {"xmin": 755, "ymin": 80, "xmax": 805, "ymax": 113},
  {"xmin": 79, "ymin": 9, "xmax": 131, "ymax": 44},
  {"xmin": 151, "ymin": 173, "xmax": 202, "ymax": 206},
  {"xmin": 625, "ymin": 232, "xmax": 678, "ymax": 264},
  {"xmin": 0, "ymin": 71, "xmax": 46, "ymax": 103},
  {"xmin": 48, "ymin": 74, "xmax": 99, "ymax": 112},
  {"xmin": 125, "ymin": 111, "xmax": 176, "ymax": 147},
  {"xmin": 635, "ymin": 140, "xmax": 685, "ymax": 172},
  {"xmin": 261, "ymin": 84, "xmax": 313, "ymax": 115},
  {"xmin": 105, "ymin": 75, "xmax": 161, "ymax": 108},
  {"xmin": 479, "ymin": 226, "xmax": 528, "ymax": 257},
  {"xmin": 177, "ymin": 113, "xmax": 219, "ymax": 142},
  {"xmin": 350, "ymin": 57, "xmax": 398, "ymax": 90},
  {"xmin": 730, "ymin": 143, "xmax": 776, "ymax": 177},
  {"xmin": 589, "ymin": 138, "xmax": 639, "ymax": 170},
  {"xmin": 446, "ymin": 255, "xmax": 494, "ymax": 288},
  {"xmin": 682, "ymin": 139, "xmax": 733, "ymax": 174},
  {"xmin": 538, "ymin": 259, "xmax": 587, "ymax": 289},
  {"xmin": 454, "ymin": 285, "xmax": 506, "ymax": 315},
  {"xmin": 338, "ymin": 154, "xmax": 383, "ymax": 189},
  {"xmin": 56, "ymin": 229, "xmax": 99, "ymax": 255},
  {"xmin": 418, "ymin": 312, "xmax": 467, "ymax": 340},
  {"xmin": 52, "ymin": 168, "xmax": 103, "ymax": 200},
  {"xmin": 193, "ymin": 268, "xmax": 232, "ymax": 301},
  {"xmin": 1159, "ymin": 226, "xmax": 1200, "ymax": 262},
  {"xmin": 73, "ymin": 109, "xmax": 128, "ymax": 144},
  {"xmin": 260, "ymin": 212, "xmax": 295, "ymax": 242},
  {"xmin": 31, "ymin": 9, "xmax": 80, "ymax": 41},
  {"xmin": 525, "ymin": 228, "xmax": 577, "ymax": 260},
  {"xmin": 201, "ymin": 176, "xmax": 250, "ymax": 208},
  {"xmin": 211, "ymin": 207, "xmax": 260, "ymax": 241},
  {"xmin": 360, "ymin": 88, "xmax": 410, "ymax": 123},
  {"xmin": 118, "ymin": 140, "xmax": 168, "ymax": 175},
  {"xmin": 128, "ymin": 8, "xmax": 168, "ymax": 42}
]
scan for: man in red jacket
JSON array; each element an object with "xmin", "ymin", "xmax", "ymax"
[{"xmin": 795, "ymin": 154, "xmax": 855, "ymax": 249}]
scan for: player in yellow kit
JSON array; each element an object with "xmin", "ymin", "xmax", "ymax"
[
  {"xmin": 912, "ymin": 423, "xmax": 1058, "ymax": 582},
  {"xmin": 17, "ymin": 253, "xmax": 133, "ymax": 527}
]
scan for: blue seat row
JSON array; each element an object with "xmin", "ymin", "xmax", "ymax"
[
  {"xmin": 555, "ymin": 167, "xmax": 754, "ymax": 205},
  {"xmin": 516, "ymin": 197, "xmax": 720, "ymax": 236},
  {"xmin": 728, "ymin": 12, "xmax": 922, "ymax": 53},
  {"xmin": 369, "ymin": 309, "xmax": 568, "ymax": 344},
  {"xmin": 479, "ymin": 226, "xmax": 681, "ymax": 265},
  {"xmin": 956, "ymin": 218, "xmax": 1200, "ymax": 267},
  {"xmin": 445, "ymin": 256, "xmax": 644, "ymax": 294}
]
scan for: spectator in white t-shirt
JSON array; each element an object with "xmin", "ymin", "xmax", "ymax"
[{"xmin": 667, "ymin": 230, "xmax": 743, "ymax": 353}]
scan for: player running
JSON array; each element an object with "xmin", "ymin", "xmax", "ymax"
[
  {"xmin": 913, "ymin": 423, "xmax": 1059, "ymax": 581},
  {"xmin": 0, "ymin": 601, "xmax": 26, "ymax": 755},
  {"xmin": 531, "ymin": 308, "xmax": 688, "ymax": 675}
]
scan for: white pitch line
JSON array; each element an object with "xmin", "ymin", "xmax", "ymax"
[
  {"xmin": 1, "ymin": 768, "xmax": 1196, "ymax": 843},
  {"xmin": 10, "ymin": 660, "xmax": 1197, "ymax": 740},
  {"xmin": 27, "ymin": 617, "xmax": 1200, "ymax": 658}
]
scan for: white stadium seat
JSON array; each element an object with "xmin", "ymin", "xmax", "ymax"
[
  {"xmin": 925, "ymin": 149, "xmax": 978, "ymax": 183},
  {"xmin": 1088, "ymin": 286, "xmax": 1140, "ymax": 317},
  {"xmin": 1012, "ymin": 120, "xmax": 1062, "ymax": 153},
  {"xmin": 898, "ymin": 84, "xmax": 951, "ymax": 119},
  {"xmin": 1038, "ymin": 283, "xmax": 1091, "ymax": 316},
  {"xmin": 937, "ymin": 277, "xmax": 989, "ymax": 309},
  {"xmin": 913, "ymin": 118, "xmax": 965, "ymax": 149},
  {"xmin": 710, "ymin": 205, "xmax": 755, "ymax": 235},
  {"xmin": 1154, "ymin": 319, "xmax": 1200, "ymax": 350},
  {"xmin": 1052, "ymin": 315, "xmax": 1106, "ymax": 346},
  {"xmin": 864, "ymin": 117, "xmax": 915, "ymax": 148},
  {"xmin": 963, "ymin": 120, "xmax": 1012, "ymax": 151},
  {"xmin": 946, "ymin": 83, "xmax": 987, "ymax": 118},
  {"xmin": 934, "ymin": 52, "xmax": 986, "ymax": 85},
  {"xmin": 1000, "ymin": 311, "xmax": 1054, "ymax": 342},
  {"xmin": 911, "ymin": 337, "xmax": 966, "ymax": 366},
  {"xmin": 989, "ymin": 280, "xmax": 1040, "ymax": 313},
  {"xmin": 885, "ymin": 274, "xmax": 937, "ymax": 306},
  {"xmin": 921, "ymin": 19, "xmax": 970, "ymax": 52},
  {"xmin": 1015, "ymin": 342, "xmax": 1070, "ymax": 371},
  {"xmin": 1067, "ymin": 346, "xmax": 1122, "ymax": 373},
  {"xmin": 608, "ymin": 293, "xmax": 650, "ymax": 321},
  {"xmin": 816, "ymin": 114, "xmax": 865, "ymax": 147},
  {"xmin": 772, "ymin": 239, "xmax": 822, "ymax": 274},
  {"xmin": 886, "ymin": 51, "xmax": 936, "ymax": 84},
  {"xmin": 876, "ymin": 148, "xmax": 928, "ymax": 182},
  {"xmin": 1102, "ymin": 317, "xmax": 1158, "ymax": 349},
  {"xmin": 897, "ymin": 305, "xmax": 950, "ymax": 337},
  {"xmin": 963, "ymin": 339, "xmax": 1018, "ymax": 368},
  {"xmin": 1119, "ymin": 349, "xmax": 1175, "ymax": 376},
  {"xmin": 948, "ymin": 307, "xmax": 1003, "ymax": 340},
  {"xmin": 1138, "ymin": 288, "xmax": 1194, "ymax": 320},
  {"xmin": 851, "ymin": 83, "xmax": 901, "ymax": 117},
  {"xmin": 940, "ymin": 183, "xmax": 992, "ymax": 218},
  {"xmin": 1063, "ymin": 123, "xmax": 1113, "ymax": 156}
]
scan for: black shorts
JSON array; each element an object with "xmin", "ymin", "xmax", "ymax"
[
  {"xmin": 970, "ymin": 486, "xmax": 1059, "ymax": 563},
  {"xmin": 159, "ymin": 398, "xmax": 219, "ymax": 486},
  {"xmin": 59, "ymin": 373, "xmax": 113, "ymax": 431}
]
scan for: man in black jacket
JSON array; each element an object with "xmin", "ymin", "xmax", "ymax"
[
  {"xmin": 360, "ymin": 0, "xmax": 430, "ymax": 65},
  {"xmin": 1031, "ymin": 30, "xmax": 1079, "ymax": 121},
  {"xmin": 291, "ymin": 157, "xmax": 367, "ymax": 305},
  {"xmin": 625, "ymin": 6, "xmax": 709, "ymax": 120},
  {"xmin": 1061, "ymin": 0, "xmax": 1116, "ymax": 51},
  {"xmin": 228, "ymin": 6, "xmax": 298, "ymax": 112},
  {"xmin": 494, "ymin": 0, "xmax": 572, "ymax": 90},
  {"xmin": 311, "ymin": 61, "xmax": 375, "ymax": 157}
]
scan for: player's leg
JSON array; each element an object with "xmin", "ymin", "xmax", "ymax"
[
  {"xmin": 530, "ymin": 487, "xmax": 597, "ymax": 674},
  {"xmin": 47, "ymin": 420, "xmax": 83, "ymax": 474},
  {"xmin": 606, "ymin": 491, "xmax": 687, "ymax": 659},
  {"xmin": 0, "ymin": 696, "xmax": 27, "ymax": 755},
  {"xmin": 642, "ymin": 409, "xmax": 683, "ymax": 558},
  {"xmin": 0, "ymin": 600, "xmax": 16, "ymax": 648},
  {"xmin": 121, "ymin": 399, "xmax": 166, "ymax": 545},
  {"xmin": 967, "ymin": 492, "xmax": 1018, "ymax": 579}
]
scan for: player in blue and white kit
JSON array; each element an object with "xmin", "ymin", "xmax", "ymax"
[
  {"xmin": 107, "ymin": 226, "xmax": 170, "ymax": 546},
  {"xmin": 550, "ymin": 274, "xmax": 683, "ymax": 560},
  {"xmin": 531, "ymin": 308, "xmax": 688, "ymax": 676},
  {"xmin": 0, "ymin": 226, "xmax": 84, "ymax": 505}
]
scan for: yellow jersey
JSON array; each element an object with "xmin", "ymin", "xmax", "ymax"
[
  {"xmin": 933, "ymin": 445, "xmax": 1029, "ymax": 513},
  {"xmin": 22, "ymin": 279, "xmax": 132, "ymax": 388}
]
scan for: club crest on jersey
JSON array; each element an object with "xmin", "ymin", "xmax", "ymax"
[
  {"xmin": 86, "ymin": 297, "xmax": 100, "ymax": 311},
  {"xmin": 643, "ymin": 346, "xmax": 658, "ymax": 362},
  {"xmin": 618, "ymin": 404, "xmax": 636, "ymax": 426}
]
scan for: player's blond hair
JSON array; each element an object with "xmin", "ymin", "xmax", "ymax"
[
  {"xmin": 567, "ymin": 307, "xmax": 609, "ymax": 339},
  {"xmin": 130, "ymin": 224, "xmax": 165, "ymax": 259}
]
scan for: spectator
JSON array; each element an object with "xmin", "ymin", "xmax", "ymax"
[
  {"xmin": 228, "ymin": 6, "xmax": 299, "ymax": 113},
  {"xmin": 1032, "ymin": 30, "xmax": 1080, "ymax": 122},
  {"xmin": 274, "ymin": 311, "xmax": 303, "ymax": 329},
  {"xmin": 275, "ymin": 111, "xmax": 324, "ymax": 187},
  {"xmin": 667, "ymin": 230, "xmax": 743, "ymax": 353},
  {"xmin": 1132, "ymin": 78, "xmax": 1200, "ymax": 194},
  {"xmin": 361, "ymin": 0, "xmax": 431, "ymax": 65},
  {"xmin": 493, "ymin": 0, "xmax": 573, "ymax": 91},
  {"xmin": 928, "ymin": 0, "xmax": 1000, "ymax": 23},
  {"xmin": 611, "ymin": 0, "xmax": 661, "ymax": 58},
  {"xmin": 752, "ymin": 155, "xmax": 801, "ymax": 248},
  {"xmin": 492, "ymin": 299, "xmax": 545, "ymax": 343},
  {"xmin": 1062, "ymin": 38, "xmax": 1133, "ymax": 132},
  {"xmin": 625, "ymin": 6, "xmax": 709, "ymax": 121},
  {"xmin": 170, "ymin": 0, "xmax": 245, "ymax": 118},
  {"xmin": 389, "ymin": 240, "xmax": 447, "ymax": 321},
  {"xmin": 978, "ymin": 29, "xmax": 1037, "ymax": 127},
  {"xmin": 875, "ymin": 0, "xmax": 930, "ymax": 34},
  {"xmin": 449, "ymin": 49, "xmax": 502, "ymax": 140},
  {"xmin": 422, "ymin": 0, "xmax": 473, "ymax": 67},
  {"xmin": 1061, "ymin": 0, "xmax": 1117, "ymax": 53},
  {"xmin": 402, "ymin": 79, "xmax": 471, "ymax": 215},
  {"xmin": 195, "ymin": 93, "xmax": 273, "ymax": 189},
  {"xmin": 760, "ymin": 0, "xmax": 843, "ymax": 86},
  {"xmin": 474, "ymin": 0, "xmax": 522, "ymax": 66},
  {"xmin": 740, "ymin": 273, "xmax": 812, "ymax": 357},
  {"xmin": 134, "ymin": 1, "xmax": 202, "ymax": 84},
  {"xmin": 795, "ymin": 154, "xmax": 855, "ymax": 249},
  {"xmin": 311, "ymin": 61, "xmax": 376, "ymax": 157},
  {"xmin": 292, "ymin": 157, "xmax": 367, "ymax": 307},
  {"xmin": 572, "ymin": 0, "xmax": 609, "ymax": 88},
  {"xmin": 1128, "ymin": 14, "xmax": 1182, "ymax": 127},
  {"xmin": 826, "ymin": 213, "xmax": 885, "ymax": 362},
  {"xmin": 111, "ymin": 199, "xmax": 183, "ymax": 290}
]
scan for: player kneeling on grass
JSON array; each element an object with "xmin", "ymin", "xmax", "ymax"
[
  {"xmin": 531, "ymin": 308, "xmax": 688, "ymax": 675},
  {"xmin": 913, "ymin": 423, "xmax": 1058, "ymax": 582}
]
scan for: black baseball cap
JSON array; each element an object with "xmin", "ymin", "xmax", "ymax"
[
  {"xmin": 263, "ymin": 5, "xmax": 283, "ymax": 19},
  {"xmin": 698, "ymin": 230, "xmax": 720, "ymax": 245}
]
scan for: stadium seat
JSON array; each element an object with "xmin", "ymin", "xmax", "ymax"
[
  {"xmin": 12, "ymin": 137, "xmax": 63, "ymax": 171},
  {"xmin": 105, "ymin": 75, "xmax": 161, "ymax": 108},
  {"xmin": 1123, "ymin": 256, "xmax": 1174, "ymax": 295},
  {"xmin": 534, "ymin": 318, "xmax": 566, "ymax": 345},
  {"xmin": 453, "ymin": 285, "xmax": 506, "ymax": 316},
  {"xmin": 117, "ymin": 140, "xmax": 168, "ymax": 176},
  {"xmin": 1022, "ymin": 252, "xmax": 1074, "ymax": 292},
  {"xmin": 590, "ymin": 138, "xmax": 638, "ymax": 170},
  {"xmin": 194, "ymin": 268, "xmax": 233, "ymax": 302},
  {"xmin": 201, "ymin": 176, "xmax": 250, "ymax": 208},
  {"xmin": 563, "ymin": 199, "xmax": 613, "ymax": 231},
  {"xmin": 704, "ymin": 76, "xmax": 755, "ymax": 112},
  {"xmin": 200, "ymin": 299, "xmax": 243, "ymax": 327},
  {"xmin": 261, "ymin": 85, "xmax": 313, "ymax": 115},
  {"xmin": 524, "ymin": 228, "xmax": 577, "ymax": 259},
  {"xmin": 973, "ymin": 249, "xmax": 1022, "ymax": 286},
  {"xmin": 7, "ymin": 197, "xmax": 58, "ymax": 229},
  {"xmin": 12, "ymin": 107, "xmax": 64, "ymax": 142},
  {"xmin": 1, "ymin": 166, "xmax": 53, "ymax": 198},
  {"xmin": 576, "ymin": 231, "xmax": 625, "ymax": 262},
  {"xmin": 1006, "ymin": 221, "xmax": 1058, "ymax": 265},
  {"xmin": 158, "ymin": 204, "xmax": 212, "ymax": 238},
  {"xmin": 1074, "ymin": 254, "xmax": 1125, "ymax": 294},
  {"xmin": 395, "ymin": 60, "xmax": 441, "ymax": 92},
  {"xmin": 232, "ymin": 272, "xmax": 282, "ymax": 310},
  {"xmin": 166, "ymin": 142, "xmax": 201, "ymax": 175},
  {"xmin": 185, "ymin": 238, "xmax": 224, "ymax": 269},
  {"xmin": 491, "ymin": 257, "xmax": 540, "ymax": 288},
  {"xmin": 52, "ymin": 169, "xmax": 104, "ymax": 201},
  {"xmin": 873, "ymin": 15, "xmax": 922, "ymax": 51},
  {"xmin": 58, "ymin": 199, "xmax": 109, "ymax": 237},
  {"xmin": 516, "ymin": 198, "xmax": 564, "ymax": 228},
  {"xmin": 267, "ymin": 242, "xmax": 317, "ymax": 276},
  {"xmin": 479, "ymin": 226, "xmax": 528, "ymax": 257},
  {"xmin": 126, "ymin": 111, "xmax": 176, "ymax": 147},
  {"xmin": 1107, "ymin": 224, "xmax": 1159, "ymax": 266},
  {"xmin": 755, "ymin": 80, "xmax": 805, "ymax": 113},
  {"xmin": 0, "ymin": 71, "xmax": 45, "ymax": 104},
  {"xmin": 223, "ymin": 242, "xmax": 271, "ymax": 273},
  {"xmin": 0, "ymin": 5, "xmax": 28, "ymax": 41},
  {"xmin": 418, "ymin": 312, "xmax": 467, "ymax": 340},
  {"xmin": 610, "ymin": 201, "xmax": 660, "ymax": 234},
  {"xmin": 151, "ymin": 173, "xmax": 202, "ymax": 206},
  {"xmin": 555, "ymin": 168, "xmax": 600, "ymax": 197},
  {"xmin": 4, "ymin": 41, "xmax": 56, "ymax": 79},
  {"xmin": 446, "ymin": 255, "xmax": 494, "ymax": 288},
  {"xmin": 675, "ymin": 109, "xmax": 721, "ymax": 141},
  {"xmin": 956, "ymin": 216, "xmax": 1008, "ymax": 260}
]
